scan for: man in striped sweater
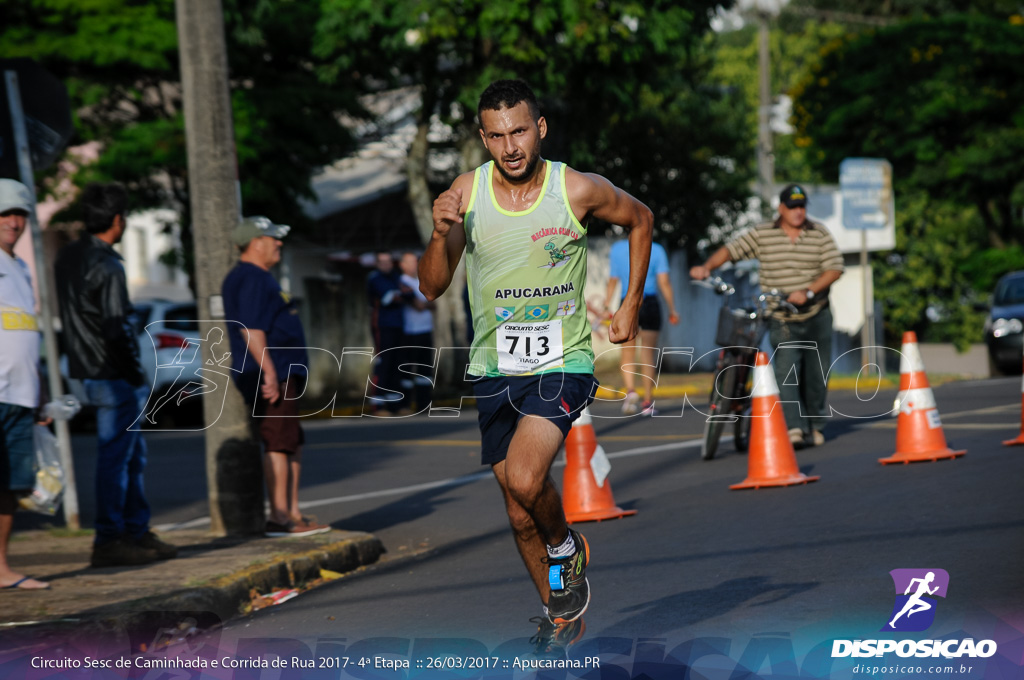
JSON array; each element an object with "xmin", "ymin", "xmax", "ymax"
[{"xmin": 690, "ymin": 184, "xmax": 844, "ymax": 448}]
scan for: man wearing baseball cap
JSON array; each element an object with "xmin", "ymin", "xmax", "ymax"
[
  {"xmin": 221, "ymin": 216, "xmax": 328, "ymax": 537},
  {"xmin": 690, "ymin": 183, "xmax": 844, "ymax": 448},
  {"xmin": 0, "ymin": 179, "xmax": 52, "ymax": 588}
]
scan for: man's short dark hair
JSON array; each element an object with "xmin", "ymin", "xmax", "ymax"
[
  {"xmin": 477, "ymin": 79, "xmax": 540, "ymax": 125},
  {"xmin": 80, "ymin": 182, "xmax": 128, "ymax": 234}
]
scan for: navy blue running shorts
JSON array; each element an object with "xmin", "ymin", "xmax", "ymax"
[
  {"xmin": 472, "ymin": 372, "xmax": 599, "ymax": 466},
  {"xmin": 637, "ymin": 295, "xmax": 662, "ymax": 332}
]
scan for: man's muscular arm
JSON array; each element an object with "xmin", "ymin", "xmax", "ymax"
[
  {"xmin": 420, "ymin": 173, "xmax": 472, "ymax": 301},
  {"xmin": 565, "ymin": 169, "xmax": 654, "ymax": 344}
]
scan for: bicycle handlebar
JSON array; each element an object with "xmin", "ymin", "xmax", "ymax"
[
  {"xmin": 690, "ymin": 275, "xmax": 735, "ymax": 296},
  {"xmin": 692, "ymin": 277, "xmax": 804, "ymax": 316},
  {"xmin": 758, "ymin": 291, "xmax": 800, "ymax": 315}
]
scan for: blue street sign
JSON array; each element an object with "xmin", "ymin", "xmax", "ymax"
[{"xmin": 840, "ymin": 158, "xmax": 893, "ymax": 231}]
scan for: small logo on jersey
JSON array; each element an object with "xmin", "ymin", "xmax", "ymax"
[
  {"xmin": 526, "ymin": 305, "xmax": 549, "ymax": 320},
  {"xmin": 883, "ymin": 569, "xmax": 949, "ymax": 632},
  {"xmin": 495, "ymin": 306, "xmax": 515, "ymax": 322},
  {"xmin": 556, "ymin": 298, "xmax": 577, "ymax": 316},
  {"xmin": 531, "ymin": 226, "xmax": 580, "ymax": 242},
  {"xmin": 539, "ymin": 239, "xmax": 572, "ymax": 268}
]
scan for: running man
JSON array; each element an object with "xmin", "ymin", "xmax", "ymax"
[
  {"xmin": 419, "ymin": 79, "xmax": 653, "ymax": 651},
  {"xmin": 889, "ymin": 571, "xmax": 939, "ymax": 628}
]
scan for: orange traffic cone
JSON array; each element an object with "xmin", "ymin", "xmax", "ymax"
[
  {"xmin": 562, "ymin": 407, "xmax": 637, "ymax": 523},
  {"xmin": 879, "ymin": 331, "xmax": 966, "ymax": 464},
  {"xmin": 1003, "ymin": 371, "xmax": 1024, "ymax": 446},
  {"xmin": 730, "ymin": 352, "xmax": 820, "ymax": 490}
]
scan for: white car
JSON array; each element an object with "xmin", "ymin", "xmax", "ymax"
[{"xmin": 133, "ymin": 299, "xmax": 204, "ymax": 426}]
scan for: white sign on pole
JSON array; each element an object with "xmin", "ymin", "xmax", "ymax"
[{"xmin": 840, "ymin": 158, "xmax": 894, "ymax": 373}]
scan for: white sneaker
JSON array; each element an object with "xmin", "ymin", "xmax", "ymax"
[
  {"xmin": 621, "ymin": 391, "xmax": 640, "ymax": 415},
  {"xmin": 808, "ymin": 430, "xmax": 825, "ymax": 446},
  {"xmin": 788, "ymin": 428, "xmax": 805, "ymax": 445}
]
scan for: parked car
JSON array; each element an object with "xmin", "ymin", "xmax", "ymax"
[
  {"xmin": 61, "ymin": 299, "xmax": 203, "ymax": 428},
  {"xmin": 134, "ymin": 299, "xmax": 204, "ymax": 427},
  {"xmin": 984, "ymin": 271, "xmax": 1024, "ymax": 375}
]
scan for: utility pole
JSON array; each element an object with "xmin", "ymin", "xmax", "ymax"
[
  {"xmin": 176, "ymin": 0, "xmax": 263, "ymax": 535},
  {"xmin": 756, "ymin": 6, "xmax": 775, "ymax": 219}
]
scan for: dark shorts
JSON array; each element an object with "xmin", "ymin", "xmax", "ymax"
[
  {"xmin": 472, "ymin": 373, "xmax": 598, "ymax": 466},
  {"xmin": 637, "ymin": 295, "xmax": 662, "ymax": 332},
  {"xmin": 236, "ymin": 373, "xmax": 306, "ymax": 456},
  {"xmin": 0, "ymin": 403, "xmax": 35, "ymax": 491}
]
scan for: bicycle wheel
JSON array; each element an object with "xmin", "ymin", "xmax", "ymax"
[
  {"xmin": 701, "ymin": 365, "xmax": 738, "ymax": 461},
  {"xmin": 733, "ymin": 404, "xmax": 752, "ymax": 453}
]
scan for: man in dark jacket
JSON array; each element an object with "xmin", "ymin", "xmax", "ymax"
[{"xmin": 55, "ymin": 183, "xmax": 177, "ymax": 568}]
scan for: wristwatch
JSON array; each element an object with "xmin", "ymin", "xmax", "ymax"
[{"xmin": 805, "ymin": 288, "xmax": 816, "ymax": 300}]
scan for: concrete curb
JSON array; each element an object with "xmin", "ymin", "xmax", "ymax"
[
  {"xmin": 149, "ymin": 532, "xmax": 384, "ymax": 622},
  {"xmin": 2, "ymin": 533, "xmax": 384, "ymax": 650}
]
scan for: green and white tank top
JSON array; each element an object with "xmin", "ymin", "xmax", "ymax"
[{"xmin": 464, "ymin": 160, "xmax": 593, "ymax": 377}]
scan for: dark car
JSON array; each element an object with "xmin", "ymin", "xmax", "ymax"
[{"xmin": 985, "ymin": 271, "xmax": 1024, "ymax": 375}]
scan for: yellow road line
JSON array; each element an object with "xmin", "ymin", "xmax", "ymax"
[{"xmin": 307, "ymin": 433, "xmax": 700, "ymax": 450}]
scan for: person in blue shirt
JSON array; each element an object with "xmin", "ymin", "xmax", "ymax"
[
  {"xmin": 603, "ymin": 239, "xmax": 679, "ymax": 415},
  {"xmin": 222, "ymin": 216, "xmax": 329, "ymax": 538},
  {"xmin": 367, "ymin": 251, "xmax": 414, "ymax": 415}
]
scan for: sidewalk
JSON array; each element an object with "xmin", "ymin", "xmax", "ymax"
[{"xmin": 1, "ymin": 527, "xmax": 383, "ymax": 651}]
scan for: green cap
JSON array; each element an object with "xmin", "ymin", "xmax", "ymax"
[{"xmin": 232, "ymin": 216, "xmax": 290, "ymax": 247}]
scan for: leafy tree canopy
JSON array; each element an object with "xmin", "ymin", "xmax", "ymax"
[
  {"xmin": 1, "ymin": 0, "xmax": 360, "ymax": 233},
  {"xmin": 792, "ymin": 14, "xmax": 1024, "ymax": 249},
  {"xmin": 314, "ymin": 0, "xmax": 754, "ymax": 251}
]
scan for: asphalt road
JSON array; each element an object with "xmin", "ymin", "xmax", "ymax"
[{"xmin": 49, "ymin": 375, "xmax": 1024, "ymax": 677}]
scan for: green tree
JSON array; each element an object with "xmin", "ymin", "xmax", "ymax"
[
  {"xmin": 1, "ymin": 0, "xmax": 361, "ymax": 279},
  {"xmin": 793, "ymin": 14, "xmax": 1024, "ymax": 248},
  {"xmin": 875, "ymin": 190, "xmax": 990, "ymax": 350},
  {"xmin": 709, "ymin": 18, "xmax": 848, "ymax": 187},
  {"xmin": 792, "ymin": 13, "xmax": 1024, "ymax": 346},
  {"xmin": 314, "ymin": 0, "xmax": 754, "ymax": 251}
]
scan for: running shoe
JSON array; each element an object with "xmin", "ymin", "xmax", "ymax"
[
  {"xmin": 529, "ymin": 616, "xmax": 586, "ymax": 655},
  {"xmin": 640, "ymin": 400, "xmax": 659, "ymax": 416},
  {"xmin": 545, "ymin": 529, "xmax": 590, "ymax": 624},
  {"xmin": 621, "ymin": 391, "xmax": 640, "ymax": 415}
]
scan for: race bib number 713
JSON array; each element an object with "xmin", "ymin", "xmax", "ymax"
[{"xmin": 497, "ymin": 320, "xmax": 564, "ymax": 375}]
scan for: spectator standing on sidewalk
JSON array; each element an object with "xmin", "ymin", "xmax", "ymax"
[
  {"xmin": 0, "ymin": 180, "xmax": 51, "ymax": 589},
  {"xmin": 222, "ymin": 216, "xmax": 330, "ymax": 538},
  {"xmin": 398, "ymin": 251, "xmax": 435, "ymax": 413},
  {"xmin": 689, "ymin": 184, "xmax": 844, "ymax": 447},
  {"xmin": 367, "ymin": 251, "xmax": 411, "ymax": 414},
  {"xmin": 55, "ymin": 182, "xmax": 178, "ymax": 567},
  {"xmin": 603, "ymin": 238, "xmax": 679, "ymax": 415}
]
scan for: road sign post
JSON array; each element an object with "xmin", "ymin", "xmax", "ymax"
[
  {"xmin": 840, "ymin": 158, "xmax": 895, "ymax": 372},
  {"xmin": 4, "ymin": 67, "xmax": 80, "ymax": 530}
]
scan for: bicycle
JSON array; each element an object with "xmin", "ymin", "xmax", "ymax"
[{"xmin": 692, "ymin": 276, "xmax": 798, "ymax": 461}]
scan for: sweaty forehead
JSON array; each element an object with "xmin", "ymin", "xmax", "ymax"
[{"xmin": 480, "ymin": 103, "xmax": 534, "ymax": 133}]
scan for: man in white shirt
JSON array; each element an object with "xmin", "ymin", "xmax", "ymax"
[{"xmin": 0, "ymin": 179, "xmax": 50, "ymax": 589}]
